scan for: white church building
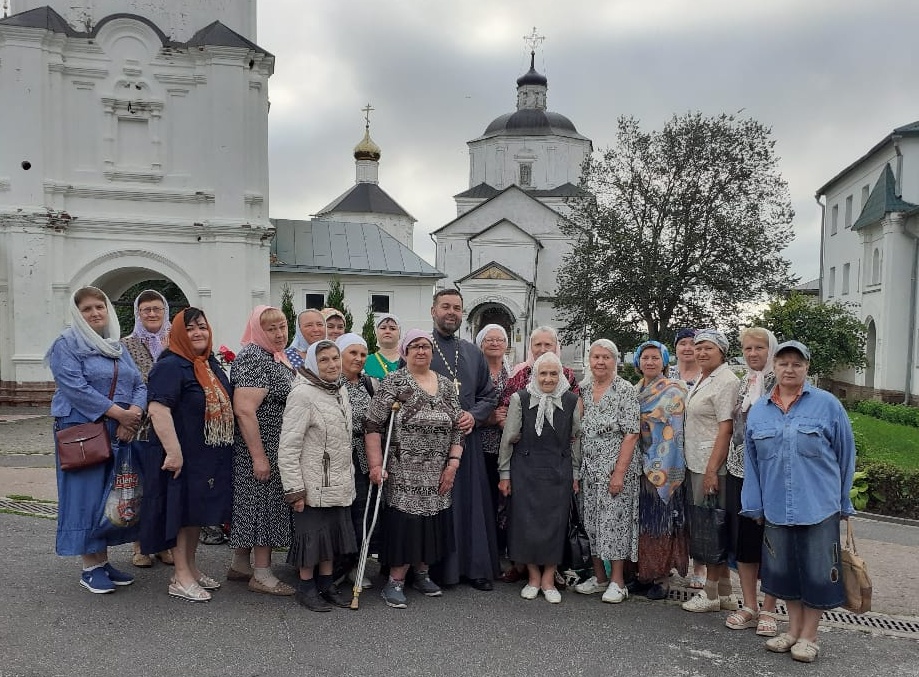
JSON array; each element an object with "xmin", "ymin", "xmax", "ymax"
[
  {"xmin": 433, "ymin": 51, "xmax": 592, "ymax": 367},
  {"xmin": 817, "ymin": 121, "xmax": 919, "ymax": 404}
]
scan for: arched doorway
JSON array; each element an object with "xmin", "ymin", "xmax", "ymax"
[
  {"xmin": 469, "ymin": 302, "xmax": 515, "ymax": 340},
  {"xmin": 865, "ymin": 318, "xmax": 877, "ymax": 389},
  {"xmin": 90, "ymin": 266, "xmax": 191, "ymax": 337}
]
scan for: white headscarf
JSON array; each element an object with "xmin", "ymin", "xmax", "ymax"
[
  {"xmin": 741, "ymin": 329, "xmax": 778, "ymax": 412},
  {"xmin": 289, "ymin": 309, "xmax": 325, "ymax": 352},
  {"xmin": 335, "ymin": 332, "xmax": 367, "ymax": 353},
  {"xmin": 476, "ymin": 323, "xmax": 510, "ymax": 371},
  {"xmin": 525, "ymin": 352, "xmax": 570, "ymax": 436},
  {"xmin": 66, "ymin": 287, "xmax": 123, "ymax": 359},
  {"xmin": 375, "ymin": 313, "xmax": 401, "ymax": 329},
  {"xmin": 304, "ymin": 339, "xmax": 340, "ymax": 384}
]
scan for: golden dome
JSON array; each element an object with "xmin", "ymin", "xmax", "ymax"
[{"xmin": 353, "ymin": 128, "xmax": 381, "ymax": 161}]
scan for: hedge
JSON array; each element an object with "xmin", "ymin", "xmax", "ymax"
[
  {"xmin": 854, "ymin": 400, "xmax": 919, "ymax": 428},
  {"xmin": 856, "ymin": 460, "xmax": 919, "ymax": 520}
]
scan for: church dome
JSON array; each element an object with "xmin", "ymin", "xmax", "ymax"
[
  {"xmin": 482, "ymin": 109, "xmax": 583, "ymax": 138},
  {"xmin": 353, "ymin": 129, "xmax": 381, "ymax": 161},
  {"xmin": 516, "ymin": 65, "xmax": 547, "ymax": 88}
]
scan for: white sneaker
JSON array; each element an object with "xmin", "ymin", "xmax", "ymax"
[
  {"xmin": 542, "ymin": 587, "xmax": 562, "ymax": 604},
  {"xmin": 682, "ymin": 593, "xmax": 721, "ymax": 612},
  {"xmin": 601, "ymin": 582, "xmax": 628, "ymax": 604},
  {"xmin": 720, "ymin": 593, "xmax": 739, "ymax": 610},
  {"xmin": 574, "ymin": 576, "xmax": 607, "ymax": 595},
  {"xmin": 520, "ymin": 584, "xmax": 539, "ymax": 600}
]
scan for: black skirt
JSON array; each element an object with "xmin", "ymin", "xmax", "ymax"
[
  {"xmin": 379, "ymin": 507, "xmax": 454, "ymax": 568},
  {"xmin": 287, "ymin": 506, "xmax": 357, "ymax": 569}
]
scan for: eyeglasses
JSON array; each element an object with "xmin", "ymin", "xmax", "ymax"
[
  {"xmin": 139, "ymin": 307, "xmax": 165, "ymax": 315},
  {"xmin": 482, "ymin": 338, "xmax": 506, "ymax": 344},
  {"xmin": 407, "ymin": 343, "xmax": 432, "ymax": 352}
]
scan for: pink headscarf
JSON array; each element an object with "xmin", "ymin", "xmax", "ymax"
[
  {"xmin": 241, "ymin": 305, "xmax": 287, "ymax": 363},
  {"xmin": 399, "ymin": 328, "xmax": 433, "ymax": 358}
]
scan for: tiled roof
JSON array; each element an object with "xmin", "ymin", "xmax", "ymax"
[
  {"xmin": 454, "ymin": 182, "xmax": 588, "ymax": 200},
  {"xmin": 0, "ymin": 6, "xmax": 74, "ymax": 34},
  {"xmin": 315, "ymin": 183, "xmax": 414, "ymax": 219},
  {"xmin": 187, "ymin": 21, "xmax": 271, "ymax": 56},
  {"xmin": 270, "ymin": 219, "xmax": 443, "ymax": 278},
  {"xmin": 852, "ymin": 164, "xmax": 919, "ymax": 230}
]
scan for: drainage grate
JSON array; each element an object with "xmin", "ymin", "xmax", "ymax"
[
  {"xmin": 667, "ymin": 586, "xmax": 919, "ymax": 638},
  {"xmin": 0, "ymin": 497, "xmax": 58, "ymax": 518}
]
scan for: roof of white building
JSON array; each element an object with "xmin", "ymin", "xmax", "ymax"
[
  {"xmin": 816, "ymin": 120, "xmax": 919, "ymax": 195},
  {"xmin": 314, "ymin": 182, "xmax": 414, "ymax": 220},
  {"xmin": 852, "ymin": 164, "xmax": 919, "ymax": 230},
  {"xmin": 270, "ymin": 219, "xmax": 443, "ymax": 278}
]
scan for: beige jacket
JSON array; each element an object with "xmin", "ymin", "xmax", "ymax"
[{"xmin": 278, "ymin": 375, "xmax": 355, "ymax": 508}]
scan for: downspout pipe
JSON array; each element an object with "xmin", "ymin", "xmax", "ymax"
[
  {"xmin": 893, "ymin": 135, "xmax": 904, "ymax": 197},
  {"xmin": 903, "ymin": 224, "xmax": 918, "ymax": 404},
  {"xmin": 815, "ymin": 194, "xmax": 826, "ymax": 301}
]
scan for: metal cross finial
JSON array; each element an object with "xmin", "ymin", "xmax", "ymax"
[
  {"xmin": 361, "ymin": 102, "xmax": 374, "ymax": 130},
  {"xmin": 523, "ymin": 27, "xmax": 544, "ymax": 55}
]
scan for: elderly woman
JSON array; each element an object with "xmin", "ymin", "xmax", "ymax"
[
  {"xmin": 364, "ymin": 313, "xmax": 401, "ymax": 379},
  {"xmin": 573, "ymin": 339, "xmax": 640, "ymax": 604},
  {"xmin": 743, "ymin": 341, "xmax": 855, "ymax": 663},
  {"xmin": 227, "ymin": 305, "xmax": 296, "ymax": 596},
  {"xmin": 122, "ymin": 288, "xmax": 174, "ymax": 568},
  {"xmin": 47, "ymin": 286, "xmax": 146, "ymax": 593},
  {"xmin": 145, "ymin": 308, "xmax": 235, "ymax": 602},
  {"xmin": 498, "ymin": 352, "xmax": 581, "ymax": 603},
  {"xmin": 725, "ymin": 327, "xmax": 779, "ymax": 635},
  {"xmin": 365, "ymin": 329, "xmax": 464, "ymax": 609},
  {"xmin": 285, "ymin": 309, "xmax": 326, "ymax": 370},
  {"xmin": 681, "ymin": 329, "xmax": 742, "ymax": 613},
  {"xmin": 322, "ymin": 308, "xmax": 347, "ymax": 342},
  {"xmin": 335, "ymin": 332, "xmax": 376, "ymax": 589},
  {"xmin": 501, "ymin": 326, "xmax": 579, "ymax": 408},
  {"xmin": 633, "ymin": 341, "xmax": 689, "ymax": 600},
  {"xmin": 278, "ymin": 340, "xmax": 357, "ymax": 612}
]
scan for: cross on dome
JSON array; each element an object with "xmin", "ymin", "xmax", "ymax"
[{"xmin": 523, "ymin": 27, "xmax": 544, "ymax": 55}]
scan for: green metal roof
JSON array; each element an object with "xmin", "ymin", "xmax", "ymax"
[{"xmin": 851, "ymin": 164, "xmax": 918, "ymax": 230}]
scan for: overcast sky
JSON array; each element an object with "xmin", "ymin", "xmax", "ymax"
[{"xmin": 257, "ymin": 0, "xmax": 919, "ymax": 283}]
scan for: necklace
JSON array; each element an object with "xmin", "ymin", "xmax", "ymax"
[{"xmin": 432, "ymin": 333, "xmax": 461, "ymax": 394}]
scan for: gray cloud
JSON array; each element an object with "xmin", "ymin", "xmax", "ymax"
[{"xmin": 259, "ymin": 0, "xmax": 919, "ymax": 282}]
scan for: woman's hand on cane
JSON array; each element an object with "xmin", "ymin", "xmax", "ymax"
[{"xmin": 370, "ymin": 465, "xmax": 388, "ymax": 486}]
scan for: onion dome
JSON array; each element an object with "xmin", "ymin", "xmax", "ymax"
[{"xmin": 353, "ymin": 128, "xmax": 381, "ymax": 161}]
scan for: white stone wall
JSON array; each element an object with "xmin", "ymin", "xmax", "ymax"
[
  {"xmin": 467, "ymin": 135, "xmax": 590, "ymax": 192},
  {"xmin": 0, "ymin": 7, "xmax": 273, "ymax": 387}
]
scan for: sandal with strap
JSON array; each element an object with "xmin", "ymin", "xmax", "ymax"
[
  {"xmin": 725, "ymin": 606, "xmax": 759, "ymax": 630},
  {"xmin": 687, "ymin": 574, "xmax": 705, "ymax": 589},
  {"xmin": 791, "ymin": 639, "xmax": 820, "ymax": 663},
  {"xmin": 197, "ymin": 573, "xmax": 221, "ymax": 590},
  {"xmin": 765, "ymin": 632, "xmax": 798, "ymax": 653},
  {"xmin": 168, "ymin": 580, "xmax": 212, "ymax": 602},
  {"xmin": 756, "ymin": 610, "xmax": 778, "ymax": 637}
]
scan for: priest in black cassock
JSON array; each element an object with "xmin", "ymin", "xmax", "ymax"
[{"xmin": 428, "ymin": 289, "xmax": 499, "ymax": 590}]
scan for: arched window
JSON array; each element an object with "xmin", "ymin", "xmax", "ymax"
[{"xmin": 871, "ymin": 248, "xmax": 881, "ymax": 285}]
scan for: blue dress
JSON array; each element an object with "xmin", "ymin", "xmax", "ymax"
[
  {"xmin": 48, "ymin": 331, "xmax": 147, "ymax": 556},
  {"xmin": 141, "ymin": 352, "xmax": 235, "ymax": 552}
]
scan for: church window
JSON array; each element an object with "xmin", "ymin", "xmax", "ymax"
[
  {"xmin": 305, "ymin": 293, "xmax": 325, "ymax": 309},
  {"xmin": 370, "ymin": 294, "xmax": 391, "ymax": 313},
  {"xmin": 842, "ymin": 262, "xmax": 850, "ymax": 295},
  {"xmin": 519, "ymin": 163, "xmax": 532, "ymax": 187},
  {"xmin": 828, "ymin": 266, "xmax": 836, "ymax": 298},
  {"xmin": 871, "ymin": 248, "xmax": 881, "ymax": 285},
  {"xmin": 844, "ymin": 195, "xmax": 853, "ymax": 228},
  {"xmin": 861, "ymin": 185, "xmax": 870, "ymax": 210},
  {"xmin": 830, "ymin": 205, "xmax": 838, "ymax": 235}
]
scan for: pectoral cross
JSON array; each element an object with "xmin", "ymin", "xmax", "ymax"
[{"xmin": 454, "ymin": 378, "xmax": 461, "ymax": 395}]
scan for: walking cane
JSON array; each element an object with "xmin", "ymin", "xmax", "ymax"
[{"xmin": 350, "ymin": 400, "xmax": 400, "ymax": 610}]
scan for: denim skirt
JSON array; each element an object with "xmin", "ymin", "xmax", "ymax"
[{"xmin": 760, "ymin": 514, "xmax": 845, "ymax": 610}]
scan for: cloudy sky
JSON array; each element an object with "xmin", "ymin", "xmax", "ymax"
[{"xmin": 257, "ymin": 0, "xmax": 919, "ymax": 283}]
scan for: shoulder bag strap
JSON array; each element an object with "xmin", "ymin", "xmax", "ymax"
[{"xmin": 108, "ymin": 358, "xmax": 119, "ymax": 401}]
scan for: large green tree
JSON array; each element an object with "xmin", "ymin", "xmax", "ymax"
[
  {"xmin": 555, "ymin": 112, "xmax": 796, "ymax": 343},
  {"xmin": 747, "ymin": 292, "xmax": 867, "ymax": 377}
]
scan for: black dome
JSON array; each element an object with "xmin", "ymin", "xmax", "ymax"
[
  {"xmin": 516, "ymin": 66, "xmax": 547, "ymax": 88},
  {"xmin": 482, "ymin": 109, "xmax": 583, "ymax": 138}
]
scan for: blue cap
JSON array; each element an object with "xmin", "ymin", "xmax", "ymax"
[{"xmin": 775, "ymin": 340, "xmax": 811, "ymax": 361}]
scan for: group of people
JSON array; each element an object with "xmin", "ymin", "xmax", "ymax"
[{"xmin": 48, "ymin": 285, "xmax": 855, "ymax": 663}]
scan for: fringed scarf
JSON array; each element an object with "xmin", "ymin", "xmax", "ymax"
[
  {"xmin": 169, "ymin": 309, "xmax": 235, "ymax": 446},
  {"xmin": 636, "ymin": 374, "xmax": 687, "ymax": 503}
]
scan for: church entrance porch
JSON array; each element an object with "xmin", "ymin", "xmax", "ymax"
[{"xmin": 467, "ymin": 301, "xmax": 519, "ymax": 365}]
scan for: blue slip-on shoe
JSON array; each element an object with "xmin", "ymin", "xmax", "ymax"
[
  {"xmin": 102, "ymin": 562, "xmax": 135, "ymax": 586},
  {"xmin": 80, "ymin": 567, "xmax": 115, "ymax": 594}
]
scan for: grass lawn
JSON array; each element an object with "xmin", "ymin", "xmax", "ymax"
[{"xmin": 849, "ymin": 412, "xmax": 919, "ymax": 471}]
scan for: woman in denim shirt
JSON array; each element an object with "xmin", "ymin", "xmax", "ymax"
[
  {"xmin": 47, "ymin": 286, "xmax": 147, "ymax": 594},
  {"xmin": 742, "ymin": 341, "xmax": 856, "ymax": 664}
]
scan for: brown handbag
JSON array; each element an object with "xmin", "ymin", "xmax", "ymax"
[
  {"xmin": 56, "ymin": 360, "xmax": 118, "ymax": 472},
  {"xmin": 841, "ymin": 519, "xmax": 872, "ymax": 614}
]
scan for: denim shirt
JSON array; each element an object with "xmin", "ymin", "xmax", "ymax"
[
  {"xmin": 48, "ymin": 332, "xmax": 147, "ymax": 422},
  {"xmin": 741, "ymin": 383, "xmax": 855, "ymax": 525}
]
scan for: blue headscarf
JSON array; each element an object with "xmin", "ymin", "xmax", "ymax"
[{"xmin": 633, "ymin": 341, "xmax": 670, "ymax": 371}]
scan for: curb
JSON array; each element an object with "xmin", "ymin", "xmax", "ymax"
[{"xmin": 854, "ymin": 511, "xmax": 919, "ymax": 528}]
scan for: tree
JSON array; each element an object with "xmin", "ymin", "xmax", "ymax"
[
  {"xmin": 555, "ymin": 112, "xmax": 796, "ymax": 343},
  {"xmin": 746, "ymin": 292, "xmax": 867, "ymax": 377},
  {"xmin": 361, "ymin": 306, "xmax": 379, "ymax": 353},
  {"xmin": 280, "ymin": 283, "xmax": 297, "ymax": 345},
  {"xmin": 326, "ymin": 276, "xmax": 354, "ymax": 331}
]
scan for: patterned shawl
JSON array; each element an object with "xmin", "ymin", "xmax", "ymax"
[
  {"xmin": 636, "ymin": 374, "xmax": 687, "ymax": 503},
  {"xmin": 169, "ymin": 309, "xmax": 234, "ymax": 446}
]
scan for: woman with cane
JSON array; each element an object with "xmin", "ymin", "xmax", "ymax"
[{"xmin": 364, "ymin": 329, "xmax": 464, "ymax": 609}]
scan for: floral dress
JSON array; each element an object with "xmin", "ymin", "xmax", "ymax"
[
  {"xmin": 228, "ymin": 343, "xmax": 296, "ymax": 549},
  {"xmin": 579, "ymin": 377, "xmax": 641, "ymax": 562}
]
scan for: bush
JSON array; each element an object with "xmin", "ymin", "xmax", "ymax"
[
  {"xmin": 856, "ymin": 460, "xmax": 919, "ymax": 520},
  {"xmin": 854, "ymin": 400, "xmax": 919, "ymax": 428}
]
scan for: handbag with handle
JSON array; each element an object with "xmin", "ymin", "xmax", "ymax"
[
  {"xmin": 688, "ymin": 494, "xmax": 728, "ymax": 564},
  {"xmin": 841, "ymin": 519, "xmax": 872, "ymax": 614},
  {"xmin": 55, "ymin": 360, "xmax": 118, "ymax": 472}
]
